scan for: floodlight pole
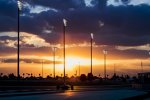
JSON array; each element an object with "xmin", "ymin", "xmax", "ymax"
[
  {"xmin": 42, "ymin": 59, "xmax": 43, "ymax": 78},
  {"xmin": 114, "ymin": 64, "xmax": 116, "ymax": 74},
  {"xmin": 141, "ymin": 61, "xmax": 143, "ymax": 73},
  {"xmin": 63, "ymin": 19, "xmax": 67, "ymax": 84},
  {"xmin": 103, "ymin": 50, "xmax": 107, "ymax": 79},
  {"xmin": 90, "ymin": 33, "xmax": 93, "ymax": 74},
  {"xmin": 17, "ymin": 0, "xmax": 21, "ymax": 80},
  {"xmin": 53, "ymin": 47, "xmax": 57, "ymax": 78},
  {"xmin": 79, "ymin": 62, "xmax": 80, "ymax": 76}
]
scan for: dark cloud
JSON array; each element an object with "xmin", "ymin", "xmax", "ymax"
[
  {"xmin": 0, "ymin": 0, "xmax": 150, "ymax": 47},
  {"xmin": 0, "ymin": 47, "xmax": 16, "ymax": 56},
  {"xmin": 2, "ymin": 58, "xmax": 62, "ymax": 64},
  {"xmin": 23, "ymin": 59, "xmax": 62, "ymax": 64},
  {"xmin": 0, "ymin": 0, "xmax": 17, "ymax": 18},
  {"xmin": 0, "ymin": 38, "xmax": 149, "ymax": 60},
  {"xmin": 0, "ymin": 36, "xmax": 16, "ymax": 41},
  {"xmin": 0, "ymin": 0, "xmax": 17, "ymax": 32},
  {"xmin": 108, "ymin": 48, "xmax": 150, "ymax": 59},
  {"xmin": 24, "ymin": 0, "xmax": 86, "ymax": 10}
]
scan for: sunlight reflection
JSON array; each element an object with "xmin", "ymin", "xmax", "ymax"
[{"xmin": 65, "ymin": 91, "xmax": 74, "ymax": 96}]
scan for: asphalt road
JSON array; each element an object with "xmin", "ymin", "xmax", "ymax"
[{"xmin": 0, "ymin": 89, "xmax": 148, "ymax": 100}]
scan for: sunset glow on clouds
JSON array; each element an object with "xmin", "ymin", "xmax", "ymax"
[{"xmin": 0, "ymin": 0, "xmax": 150, "ymax": 76}]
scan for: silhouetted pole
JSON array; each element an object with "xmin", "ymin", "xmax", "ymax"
[
  {"xmin": 141, "ymin": 61, "xmax": 143, "ymax": 73},
  {"xmin": 17, "ymin": 0, "xmax": 21, "ymax": 80},
  {"xmin": 148, "ymin": 44, "xmax": 150, "ymax": 55},
  {"xmin": 42, "ymin": 59, "xmax": 43, "ymax": 78},
  {"xmin": 114, "ymin": 64, "xmax": 116, "ymax": 74},
  {"xmin": 76, "ymin": 70, "xmax": 77, "ymax": 77},
  {"xmin": 63, "ymin": 19, "xmax": 67, "ymax": 84},
  {"xmin": 90, "ymin": 33, "xmax": 94, "ymax": 74},
  {"xmin": 79, "ymin": 62, "xmax": 80, "ymax": 76},
  {"xmin": 52, "ymin": 47, "xmax": 57, "ymax": 78},
  {"xmin": 103, "ymin": 50, "xmax": 107, "ymax": 79}
]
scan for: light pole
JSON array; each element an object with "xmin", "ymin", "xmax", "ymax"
[
  {"xmin": 90, "ymin": 33, "xmax": 94, "ymax": 74},
  {"xmin": 63, "ymin": 19, "xmax": 67, "ymax": 84},
  {"xmin": 141, "ymin": 61, "xmax": 143, "ymax": 73},
  {"xmin": 78, "ymin": 62, "xmax": 80, "ymax": 76},
  {"xmin": 103, "ymin": 50, "xmax": 107, "ymax": 79},
  {"xmin": 42, "ymin": 59, "xmax": 44, "ymax": 78},
  {"xmin": 148, "ymin": 44, "xmax": 150, "ymax": 55},
  {"xmin": 17, "ymin": 0, "xmax": 22, "ymax": 80},
  {"xmin": 114, "ymin": 64, "xmax": 116, "ymax": 75},
  {"xmin": 52, "ymin": 47, "xmax": 57, "ymax": 78},
  {"xmin": 75, "ymin": 70, "xmax": 77, "ymax": 77}
]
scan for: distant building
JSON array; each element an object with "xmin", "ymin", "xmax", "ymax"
[{"xmin": 138, "ymin": 72, "xmax": 150, "ymax": 83}]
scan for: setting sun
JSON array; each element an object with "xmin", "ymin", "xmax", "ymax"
[{"xmin": 66, "ymin": 56, "xmax": 101, "ymax": 69}]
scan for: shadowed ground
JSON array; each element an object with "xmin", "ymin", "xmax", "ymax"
[{"xmin": 0, "ymin": 86, "xmax": 149, "ymax": 100}]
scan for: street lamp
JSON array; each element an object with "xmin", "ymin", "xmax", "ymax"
[
  {"xmin": 52, "ymin": 47, "xmax": 57, "ymax": 78},
  {"xmin": 103, "ymin": 49, "xmax": 107, "ymax": 79},
  {"xmin": 63, "ymin": 19, "xmax": 67, "ymax": 84},
  {"xmin": 17, "ymin": 0, "xmax": 22, "ymax": 79},
  {"xmin": 17, "ymin": 1, "xmax": 22, "ymax": 12},
  {"xmin": 90, "ymin": 33, "xmax": 94, "ymax": 74}
]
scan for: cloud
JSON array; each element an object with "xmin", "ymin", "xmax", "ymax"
[
  {"xmin": 23, "ymin": 0, "xmax": 86, "ymax": 10},
  {"xmin": 20, "ymin": 32, "xmax": 50, "ymax": 48},
  {"xmin": 107, "ymin": 0, "xmax": 150, "ymax": 6},
  {"xmin": 0, "ymin": 32, "xmax": 17, "ymax": 37},
  {"xmin": 117, "ymin": 44, "xmax": 150, "ymax": 51},
  {"xmin": 23, "ymin": 2, "xmax": 58, "ymax": 14},
  {"xmin": 1, "ymin": 58, "xmax": 62, "ymax": 64},
  {"xmin": 129, "ymin": 0, "xmax": 150, "ymax": 6},
  {"xmin": 0, "ymin": 32, "xmax": 50, "ymax": 48},
  {"xmin": 0, "ymin": 32, "xmax": 18, "ymax": 49},
  {"xmin": 0, "ymin": 0, "xmax": 150, "ymax": 60},
  {"xmin": 1, "ymin": 0, "xmax": 149, "ymax": 46},
  {"xmin": 84, "ymin": 0, "xmax": 94, "ymax": 7}
]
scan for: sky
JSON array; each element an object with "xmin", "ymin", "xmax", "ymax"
[{"xmin": 0, "ymin": 0, "xmax": 150, "ymax": 77}]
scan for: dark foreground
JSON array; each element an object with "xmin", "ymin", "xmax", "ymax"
[{"xmin": 0, "ymin": 85, "xmax": 150, "ymax": 100}]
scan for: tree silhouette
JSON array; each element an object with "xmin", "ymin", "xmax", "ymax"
[
  {"xmin": 80, "ymin": 74, "xmax": 87, "ymax": 81},
  {"xmin": 87, "ymin": 73, "xmax": 94, "ymax": 81},
  {"xmin": 8, "ymin": 73, "xmax": 16, "ymax": 79}
]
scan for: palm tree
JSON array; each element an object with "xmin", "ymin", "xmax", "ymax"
[
  {"xmin": 31, "ymin": 73, "xmax": 33, "ymax": 77},
  {"xmin": 0, "ymin": 73, "xmax": 3, "ymax": 76}
]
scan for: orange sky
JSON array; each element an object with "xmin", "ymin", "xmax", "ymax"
[
  {"xmin": 0, "ymin": 54, "xmax": 150, "ymax": 77},
  {"xmin": 0, "ymin": 32, "xmax": 150, "ymax": 77}
]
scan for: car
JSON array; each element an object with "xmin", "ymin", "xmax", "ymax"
[{"xmin": 57, "ymin": 84, "xmax": 74, "ymax": 90}]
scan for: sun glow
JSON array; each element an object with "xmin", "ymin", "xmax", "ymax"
[{"xmin": 65, "ymin": 56, "xmax": 102, "ymax": 70}]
